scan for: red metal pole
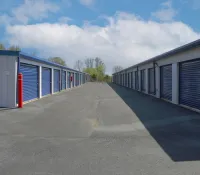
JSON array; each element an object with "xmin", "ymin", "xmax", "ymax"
[{"xmin": 18, "ymin": 73, "xmax": 23, "ymax": 108}]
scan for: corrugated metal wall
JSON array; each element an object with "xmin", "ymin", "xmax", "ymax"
[
  {"xmin": 0, "ymin": 53, "xmax": 89, "ymax": 108},
  {"xmin": 0, "ymin": 56, "xmax": 17, "ymax": 108},
  {"xmin": 160, "ymin": 65, "xmax": 172, "ymax": 101},
  {"xmin": 54, "ymin": 69, "xmax": 60, "ymax": 93},
  {"xmin": 62, "ymin": 70, "xmax": 66, "ymax": 90},
  {"xmin": 112, "ymin": 46, "xmax": 200, "ymax": 112},
  {"xmin": 148, "ymin": 68, "xmax": 155, "ymax": 95},
  {"xmin": 20, "ymin": 63, "xmax": 39, "ymax": 102},
  {"xmin": 141, "ymin": 70, "xmax": 146, "ymax": 92},
  {"xmin": 179, "ymin": 59, "xmax": 200, "ymax": 110},
  {"xmin": 42, "ymin": 67, "xmax": 51, "ymax": 96}
]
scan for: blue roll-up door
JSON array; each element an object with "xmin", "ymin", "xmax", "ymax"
[
  {"xmin": 20, "ymin": 63, "xmax": 39, "ymax": 102},
  {"xmin": 129, "ymin": 72, "xmax": 132, "ymax": 88},
  {"xmin": 127, "ymin": 73, "xmax": 129, "ymax": 87},
  {"xmin": 135, "ymin": 71, "xmax": 139, "ymax": 90},
  {"xmin": 141, "ymin": 69, "xmax": 146, "ymax": 92},
  {"xmin": 160, "ymin": 65, "xmax": 172, "ymax": 101},
  {"xmin": 54, "ymin": 69, "xmax": 60, "ymax": 92},
  {"xmin": 148, "ymin": 68, "xmax": 155, "ymax": 95},
  {"xmin": 75, "ymin": 73, "xmax": 78, "ymax": 86},
  {"xmin": 42, "ymin": 67, "xmax": 51, "ymax": 96},
  {"xmin": 67, "ymin": 72, "xmax": 70, "ymax": 88},
  {"xmin": 130, "ymin": 72, "xmax": 133, "ymax": 88},
  {"xmin": 124, "ymin": 73, "xmax": 126, "ymax": 86},
  {"xmin": 132, "ymin": 72, "xmax": 135, "ymax": 89},
  {"xmin": 77, "ymin": 73, "xmax": 79, "ymax": 86},
  {"xmin": 80, "ymin": 74, "xmax": 82, "ymax": 85},
  {"xmin": 179, "ymin": 59, "xmax": 200, "ymax": 110},
  {"xmin": 72, "ymin": 73, "xmax": 74, "ymax": 87},
  {"xmin": 127, "ymin": 73, "xmax": 130, "ymax": 88},
  {"xmin": 62, "ymin": 71, "xmax": 66, "ymax": 90},
  {"xmin": 123, "ymin": 74, "xmax": 125, "ymax": 86}
]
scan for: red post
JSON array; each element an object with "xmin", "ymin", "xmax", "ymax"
[{"xmin": 18, "ymin": 73, "xmax": 23, "ymax": 108}]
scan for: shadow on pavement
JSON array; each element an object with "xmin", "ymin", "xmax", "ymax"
[
  {"xmin": 108, "ymin": 83, "xmax": 200, "ymax": 162},
  {"xmin": 0, "ymin": 107, "xmax": 17, "ymax": 111}
]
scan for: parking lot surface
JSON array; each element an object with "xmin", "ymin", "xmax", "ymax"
[{"xmin": 0, "ymin": 82, "xmax": 200, "ymax": 175}]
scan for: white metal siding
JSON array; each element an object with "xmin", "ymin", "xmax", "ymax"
[{"xmin": 0, "ymin": 56, "xmax": 17, "ymax": 108}]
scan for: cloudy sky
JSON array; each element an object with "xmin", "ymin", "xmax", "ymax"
[{"xmin": 0, "ymin": 0, "xmax": 200, "ymax": 74}]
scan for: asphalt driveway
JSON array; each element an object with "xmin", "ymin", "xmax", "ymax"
[{"xmin": 0, "ymin": 82, "xmax": 200, "ymax": 175}]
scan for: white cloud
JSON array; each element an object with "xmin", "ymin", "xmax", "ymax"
[
  {"xmin": 0, "ymin": 14, "xmax": 13, "ymax": 26},
  {"xmin": 0, "ymin": 0, "xmax": 59, "ymax": 25},
  {"xmin": 5, "ymin": 12, "xmax": 200, "ymax": 74},
  {"xmin": 58, "ymin": 17, "xmax": 72, "ymax": 24},
  {"xmin": 151, "ymin": 0, "xmax": 177, "ymax": 21},
  {"xmin": 80, "ymin": 0, "xmax": 95, "ymax": 7}
]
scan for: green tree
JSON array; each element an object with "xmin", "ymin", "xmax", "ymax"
[
  {"xmin": 84, "ymin": 67, "xmax": 97, "ymax": 81},
  {"xmin": 104, "ymin": 75, "xmax": 111, "ymax": 82},
  {"xmin": 96, "ymin": 64, "xmax": 106, "ymax": 81},
  {"xmin": 84, "ymin": 64, "xmax": 106, "ymax": 82},
  {"xmin": 0, "ymin": 43, "xmax": 5, "ymax": 50},
  {"xmin": 8, "ymin": 45, "xmax": 21, "ymax": 51},
  {"xmin": 48, "ymin": 57, "xmax": 67, "ymax": 66}
]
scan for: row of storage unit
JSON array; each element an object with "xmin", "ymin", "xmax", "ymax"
[
  {"xmin": 112, "ymin": 39, "xmax": 200, "ymax": 112},
  {"xmin": 0, "ymin": 51, "xmax": 90, "ymax": 108}
]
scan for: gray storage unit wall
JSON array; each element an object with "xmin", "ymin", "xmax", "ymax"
[
  {"xmin": 0, "ymin": 55, "xmax": 17, "ymax": 108},
  {"xmin": 179, "ymin": 59, "xmax": 200, "ymax": 110},
  {"xmin": 148, "ymin": 68, "xmax": 155, "ymax": 95},
  {"xmin": 20, "ymin": 63, "xmax": 39, "ymax": 102},
  {"xmin": 42, "ymin": 67, "xmax": 51, "ymax": 96},
  {"xmin": 141, "ymin": 69, "xmax": 146, "ymax": 92},
  {"xmin": 160, "ymin": 65, "xmax": 172, "ymax": 101},
  {"xmin": 54, "ymin": 69, "xmax": 60, "ymax": 93}
]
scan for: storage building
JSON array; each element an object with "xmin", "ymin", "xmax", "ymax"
[
  {"xmin": 112, "ymin": 39, "xmax": 200, "ymax": 112},
  {"xmin": 0, "ymin": 50, "xmax": 90, "ymax": 108}
]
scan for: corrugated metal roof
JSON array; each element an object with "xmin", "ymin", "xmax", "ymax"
[
  {"xmin": 0, "ymin": 50, "xmax": 88, "ymax": 74},
  {"xmin": 0, "ymin": 50, "xmax": 20, "ymax": 56},
  {"xmin": 113, "ymin": 39, "xmax": 200, "ymax": 75},
  {"xmin": 20, "ymin": 52, "xmax": 85, "ymax": 73}
]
